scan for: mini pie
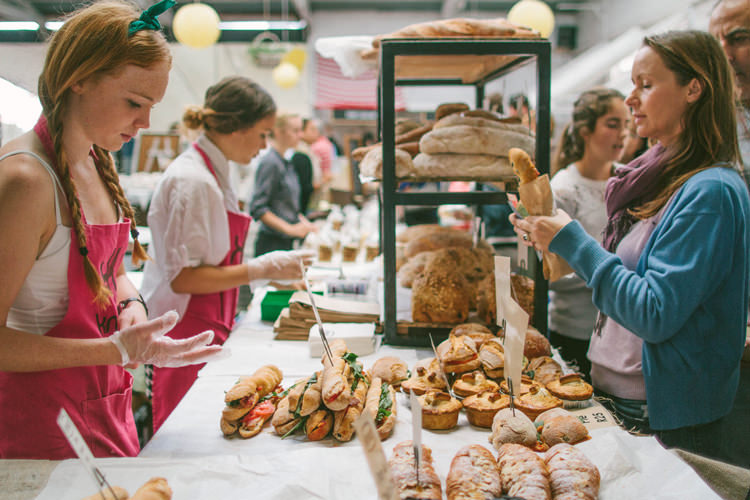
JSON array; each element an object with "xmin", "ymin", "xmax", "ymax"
[
  {"xmin": 401, "ymin": 358, "xmax": 447, "ymax": 395},
  {"xmin": 499, "ymin": 375, "xmax": 541, "ymax": 396},
  {"xmin": 449, "ymin": 323, "xmax": 496, "ymax": 349},
  {"xmin": 479, "ymin": 338, "xmax": 504, "ymax": 379},
  {"xmin": 418, "ymin": 390, "xmax": 463, "ymax": 430},
  {"xmin": 527, "ymin": 356, "xmax": 563, "ymax": 385},
  {"xmin": 437, "ymin": 335, "xmax": 481, "ymax": 375},
  {"xmin": 546, "ymin": 373, "xmax": 594, "ymax": 401},
  {"xmin": 452, "ymin": 370, "xmax": 500, "ymax": 398},
  {"xmin": 514, "ymin": 385, "xmax": 564, "ymax": 421},
  {"xmin": 462, "ymin": 391, "xmax": 510, "ymax": 428}
]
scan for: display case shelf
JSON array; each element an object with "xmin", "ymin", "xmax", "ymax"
[{"xmin": 378, "ymin": 37, "xmax": 551, "ymax": 347}]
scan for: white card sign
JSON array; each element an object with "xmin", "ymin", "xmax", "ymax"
[
  {"xmin": 353, "ymin": 414, "xmax": 399, "ymax": 500},
  {"xmin": 493, "ymin": 256, "xmax": 512, "ymax": 329},
  {"xmin": 501, "ymin": 295, "xmax": 529, "ymax": 399}
]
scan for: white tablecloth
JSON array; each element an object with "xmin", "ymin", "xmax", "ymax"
[{"xmin": 34, "ymin": 291, "xmax": 724, "ymax": 499}]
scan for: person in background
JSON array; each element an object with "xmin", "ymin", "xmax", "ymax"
[
  {"xmin": 141, "ymin": 77, "xmax": 313, "ymax": 432},
  {"xmin": 508, "ymin": 92, "xmax": 535, "ymax": 133},
  {"xmin": 618, "ymin": 119, "xmax": 649, "ymax": 165},
  {"xmin": 487, "ymin": 92, "xmax": 504, "ymax": 114},
  {"xmin": 0, "ymin": 0, "xmax": 222, "ymax": 459},
  {"xmin": 249, "ymin": 113, "xmax": 316, "ymax": 256},
  {"xmin": 301, "ymin": 118, "xmax": 335, "ymax": 186},
  {"xmin": 511, "ymin": 31, "xmax": 749, "ymax": 465},
  {"xmin": 549, "ymin": 87, "xmax": 628, "ymax": 381},
  {"xmin": 709, "ymin": 0, "xmax": 750, "ymax": 469}
]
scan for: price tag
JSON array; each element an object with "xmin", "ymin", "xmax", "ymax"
[
  {"xmin": 353, "ymin": 414, "xmax": 399, "ymax": 500},
  {"xmin": 569, "ymin": 403, "xmax": 618, "ymax": 430},
  {"xmin": 494, "ymin": 256, "xmax": 512, "ymax": 328},
  {"xmin": 501, "ymin": 295, "xmax": 529, "ymax": 400}
]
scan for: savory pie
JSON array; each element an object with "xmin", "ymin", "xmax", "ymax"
[
  {"xmin": 515, "ymin": 385, "xmax": 564, "ymax": 421},
  {"xmin": 546, "ymin": 374, "xmax": 594, "ymax": 402},
  {"xmin": 452, "ymin": 370, "xmax": 500, "ymax": 398},
  {"xmin": 462, "ymin": 391, "xmax": 510, "ymax": 428},
  {"xmin": 418, "ymin": 390, "xmax": 463, "ymax": 430}
]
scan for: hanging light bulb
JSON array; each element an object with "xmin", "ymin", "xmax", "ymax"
[
  {"xmin": 272, "ymin": 62, "xmax": 300, "ymax": 89},
  {"xmin": 172, "ymin": 2, "xmax": 221, "ymax": 49},
  {"xmin": 508, "ymin": 0, "xmax": 555, "ymax": 39}
]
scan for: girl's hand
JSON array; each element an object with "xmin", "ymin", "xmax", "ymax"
[
  {"xmin": 117, "ymin": 299, "xmax": 148, "ymax": 329},
  {"xmin": 509, "ymin": 209, "xmax": 572, "ymax": 253}
]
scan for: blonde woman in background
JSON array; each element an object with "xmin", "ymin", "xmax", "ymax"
[
  {"xmin": 0, "ymin": 0, "xmax": 222, "ymax": 459},
  {"xmin": 549, "ymin": 88, "xmax": 629, "ymax": 381}
]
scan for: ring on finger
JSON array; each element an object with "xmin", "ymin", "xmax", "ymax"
[{"xmin": 522, "ymin": 233, "xmax": 530, "ymax": 242}]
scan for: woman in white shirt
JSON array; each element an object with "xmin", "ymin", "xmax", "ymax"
[
  {"xmin": 548, "ymin": 88, "xmax": 629, "ymax": 380},
  {"xmin": 141, "ymin": 76, "xmax": 312, "ymax": 431}
]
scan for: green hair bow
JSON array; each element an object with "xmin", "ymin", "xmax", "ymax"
[{"xmin": 128, "ymin": 0, "xmax": 176, "ymax": 36}]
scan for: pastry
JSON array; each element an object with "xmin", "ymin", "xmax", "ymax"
[
  {"xmin": 401, "ymin": 357, "xmax": 448, "ymax": 395},
  {"xmin": 515, "ymin": 385, "xmax": 564, "ymax": 421},
  {"xmin": 524, "ymin": 327, "xmax": 552, "ymax": 359},
  {"xmin": 479, "ymin": 338, "xmax": 504, "ymax": 378},
  {"xmin": 370, "ymin": 356, "xmax": 410, "ymax": 388},
  {"xmin": 497, "ymin": 443, "xmax": 552, "ymax": 500},
  {"xmin": 499, "ymin": 375, "xmax": 539, "ymax": 396},
  {"xmin": 537, "ymin": 412, "xmax": 590, "ymax": 446},
  {"xmin": 449, "ymin": 323, "xmax": 495, "ymax": 348},
  {"xmin": 446, "ymin": 444, "xmax": 503, "ymax": 500},
  {"xmin": 129, "ymin": 477, "xmax": 172, "ymax": 500},
  {"xmin": 437, "ymin": 335, "xmax": 480, "ymax": 374},
  {"xmin": 490, "ymin": 407, "xmax": 538, "ymax": 450},
  {"xmin": 452, "ymin": 370, "xmax": 499, "ymax": 398},
  {"xmin": 462, "ymin": 391, "xmax": 510, "ymax": 428},
  {"xmin": 546, "ymin": 374, "xmax": 594, "ymax": 402},
  {"xmin": 389, "ymin": 441, "xmax": 442, "ymax": 500},
  {"xmin": 544, "ymin": 444, "xmax": 600, "ymax": 500},
  {"xmin": 526, "ymin": 356, "xmax": 563, "ymax": 385},
  {"xmin": 418, "ymin": 390, "xmax": 463, "ymax": 430},
  {"xmin": 363, "ymin": 377, "xmax": 398, "ymax": 440}
]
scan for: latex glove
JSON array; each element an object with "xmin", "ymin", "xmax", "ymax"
[
  {"xmin": 108, "ymin": 311, "xmax": 228, "ymax": 368},
  {"xmin": 246, "ymin": 249, "xmax": 315, "ymax": 286}
]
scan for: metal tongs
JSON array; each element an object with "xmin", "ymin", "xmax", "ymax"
[
  {"xmin": 56, "ymin": 409, "xmax": 118, "ymax": 500},
  {"xmin": 300, "ymin": 260, "xmax": 334, "ymax": 365},
  {"xmin": 429, "ymin": 333, "xmax": 456, "ymax": 399}
]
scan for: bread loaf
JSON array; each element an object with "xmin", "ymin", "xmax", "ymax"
[
  {"xmin": 419, "ymin": 125, "xmax": 535, "ymax": 157},
  {"xmin": 544, "ymin": 444, "xmax": 600, "ymax": 500},
  {"xmin": 435, "ymin": 102, "xmax": 470, "ymax": 120},
  {"xmin": 359, "ymin": 147, "xmax": 414, "ymax": 178},
  {"xmin": 373, "ymin": 17, "xmax": 539, "ymax": 48},
  {"xmin": 497, "ymin": 443, "xmax": 552, "ymax": 500},
  {"xmin": 389, "ymin": 441, "xmax": 443, "ymax": 500},
  {"xmin": 446, "ymin": 445, "xmax": 503, "ymax": 500},
  {"xmin": 434, "ymin": 112, "xmax": 530, "ymax": 135},
  {"xmin": 412, "ymin": 267, "xmax": 471, "ymax": 324},
  {"xmin": 412, "ymin": 152, "xmax": 514, "ymax": 179}
]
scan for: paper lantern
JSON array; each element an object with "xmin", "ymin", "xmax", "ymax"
[
  {"xmin": 172, "ymin": 3, "xmax": 221, "ymax": 49},
  {"xmin": 508, "ymin": 0, "xmax": 555, "ymax": 39},
  {"xmin": 281, "ymin": 47, "xmax": 307, "ymax": 71},
  {"xmin": 272, "ymin": 62, "xmax": 300, "ymax": 89}
]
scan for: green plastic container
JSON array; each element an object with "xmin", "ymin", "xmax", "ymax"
[{"xmin": 260, "ymin": 290, "xmax": 321, "ymax": 322}]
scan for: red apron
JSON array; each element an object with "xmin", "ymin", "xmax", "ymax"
[
  {"xmin": 0, "ymin": 117, "xmax": 139, "ymax": 459},
  {"xmin": 152, "ymin": 143, "xmax": 251, "ymax": 432}
]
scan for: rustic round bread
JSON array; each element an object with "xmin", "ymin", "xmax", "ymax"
[
  {"xmin": 398, "ymin": 250, "xmax": 436, "ymax": 288},
  {"xmin": 411, "ymin": 267, "xmax": 471, "ymax": 324}
]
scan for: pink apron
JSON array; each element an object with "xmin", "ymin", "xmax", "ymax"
[
  {"xmin": 0, "ymin": 117, "xmax": 139, "ymax": 459},
  {"xmin": 151, "ymin": 143, "xmax": 251, "ymax": 432}
]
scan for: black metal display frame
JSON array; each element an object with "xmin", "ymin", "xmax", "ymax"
[{"xmin": 378, "ymin": 38, "xmax": 551, "ymax": 347}]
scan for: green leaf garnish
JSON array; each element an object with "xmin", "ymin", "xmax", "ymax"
[{"xmin": 375, "ymin": 383, "xmax": 392, "ymax": 425}]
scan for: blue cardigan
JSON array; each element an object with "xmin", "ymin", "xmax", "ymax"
[{"xmin": 550, "ymin": 167, "xmax": 750, "ymax": 430}]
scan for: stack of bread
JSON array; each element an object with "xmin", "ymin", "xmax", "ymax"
[{"xmin": 358, "ymin": 103, "xmax": 536, "ymax": 180}]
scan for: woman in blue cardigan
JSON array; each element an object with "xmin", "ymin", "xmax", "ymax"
[{"xmin": 512, "ymin": 30, "xmax": 750, "ymax": 464}]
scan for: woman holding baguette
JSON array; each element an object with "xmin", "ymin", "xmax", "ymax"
[
  {"xmin": 0, "ymin": 0, "xmax": 224, "ymax": 459},
  {"xmin": 141, "ymin": 77, "xmax": 313, "ymax": 432},
  {"xmin": 549, "ymin": 88, "xmax": 629, "ymax": 381},
  {"xmin": 511, "ymin": 30, "xmax": 749, "ymax": 464}
]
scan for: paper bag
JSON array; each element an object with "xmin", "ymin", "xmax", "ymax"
[{"xmin": 518, "ymin": 174, "xmax": 574, "ymax": 282}]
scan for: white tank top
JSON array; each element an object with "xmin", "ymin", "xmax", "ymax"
[{"xmin": 2, "ymin": 151, "xmax": 71, "ymax": 334}]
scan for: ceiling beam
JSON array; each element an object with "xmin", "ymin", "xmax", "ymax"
[{"xmin": 0, "ymin": 0, "xmax": 44, "ymax": 23}]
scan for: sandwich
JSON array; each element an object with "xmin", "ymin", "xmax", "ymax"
[
  {"xmin": 221, "ymin": 364, "xmax": 283, "ymax": 438},
  {"xmin": 363, "ymin": 376, "xmax": 397, "ymax": 440}
]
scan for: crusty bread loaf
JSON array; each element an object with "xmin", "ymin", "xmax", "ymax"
[
  {"xmin": 405, "ymin": 229, "xmax": 492, "ymax": 259},
  {"xmin": 412, "ymin": 152, "xmax": 514, "ymax": 179},
  {"xmin": 544, "ymin": 444, "xmax": 600, "ymax": 500},
  {"xmin": 373, "ymin": 17, "xmax": 539, "ymax": 48},
  {"xmin": 420, "ymin": 124, "xmax": 535, "ymax": 157},
  {"xmin": 389, "ymin": 441, "xmax": 443, "ymax": 500},
  {"xmin": 538, "ymin": 413, "xmax": 590, "ymax": 446},
  {"xmin": 359, "ymin": 147, "xmax": 414, "ymax": 178},
  {"xmin": 434, "ymin": 112, "xmax": 530, "ymax": 134},
  {"xmin": 524, "ymin": 326, "xmax": 551, "ymax": 359},
  {"xmin": 435, "ymin": 102, "xmax": 470, "ymax": 120},
  {"xmin": 446, "ymin": 445, "xmax": 503, "ymax": 500},
  {"xmin": 398, "ymin": 250, "xmax": 436, "ymax": 288},
  {"xmin": 477, "ymin": 273, "xmax": 536, "ymax": 326},
  {"xmin": 395, "ymin": 117, "xmax": 421, "ymax": 136},
  {"xmin": 397, "ymin": 122, "xmax": 433, "ymax": 144},
  {"xmin": 412, "ymin": 267, "xmax": 471, "ymax": 324},
  {"xmin": 497, "ymin": 443, "xmax": 552, "ymax": 500}
]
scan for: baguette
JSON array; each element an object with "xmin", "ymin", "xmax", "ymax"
[
  {"xmin": 224, "ymin": 364, "xmax": 283, "ymax": 408},
  {"xmin": 446, "ymin": 445, "xmax": 502, "ymax": 500},
  {"xmin": 287, "ymin": 372, "xmax": 323, "ymax": 417},
  {"xmin": 321, "ymin": 340, "xmax": 353, "ymax": 411},
  {"xmin": 509, "ymin": 147, "xmax": 539, "ymax": 184},
  {"xmin": 388, "ymin": 441, "xmax": 442, "ymax": 500},
  {"xmin": 363, "ymin": 377, "xmax": 397, "ymax": 440}
]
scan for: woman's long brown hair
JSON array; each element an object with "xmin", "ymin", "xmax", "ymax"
[
  {"xmin": 631, "ymin": 30, "xmax": 740, "ymax": 220},
  {"xmin": 37, "ymin": 1, "xmax": 171, "ymax": 307}
]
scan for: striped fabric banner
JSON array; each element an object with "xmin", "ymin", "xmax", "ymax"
[{"xmin": 315, "ymin": 53, "xmax": 406, "ymax": 110}]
